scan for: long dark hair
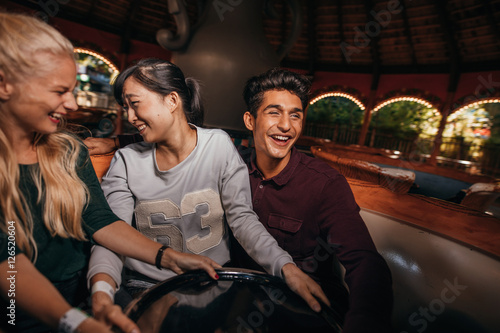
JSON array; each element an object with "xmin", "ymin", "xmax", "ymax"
[{"xmin": 114, "ymin": 58, "xmax": 204, "ymax": 126}]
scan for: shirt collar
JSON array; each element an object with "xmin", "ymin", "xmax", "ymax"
[{"xmin": 249, "ymin": 147, "xmax": 300, "ymax": 186}]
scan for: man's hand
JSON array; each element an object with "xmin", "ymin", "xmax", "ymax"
[
  {"xmin": 161, "ymin": 248, "xmax": 222, "ymax": 280},
  {"xmin": 281, "ymin": 263, "xmax": 330, "ymax": 312},
  {"xmin": 92, "ymin": 291, "xmax": 140, "ymax": 333},
  {"xmin": 84, "ymin": 137, "xmax": 116, "ymax": 155}
]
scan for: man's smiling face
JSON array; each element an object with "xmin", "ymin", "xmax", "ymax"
[{"xmin": 244, "ymin": 89, "xmax": 304, "ymax": 166}]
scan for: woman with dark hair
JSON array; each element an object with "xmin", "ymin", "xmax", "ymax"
[{"xmin": 88, "ymin": 58, "xmax": 329, "ymax": 321}]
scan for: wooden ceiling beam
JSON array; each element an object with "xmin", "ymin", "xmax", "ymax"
[
  {"xmin": 400, "ymin": 0, "xmax": 418, "ymax": 69},
  {"xmin": 337, "ymin": 0, "xmax": 347, "ymax": 66},
  {"xmin": 120, "ymin": 0, "xmax": 142, "ymax": 54},
  {"xmin": 307, "ymin": 0, "xmax": 318, "ymax": 75},
  {"xmin": 435, "ymin": 1, "xmax": 461, "ymax": 92},
  {"xmin": 84, "ymin": 0, "xmax": 99, "ymax": 24},
  {"xmin": 362, "ymin": 0, "xmax": 381, "ymax": 90},
  {"xmin": 480, "ymin": 0, "xmax": 500, "ymax": 50}
]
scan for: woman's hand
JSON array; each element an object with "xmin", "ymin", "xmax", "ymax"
[
  {"xmin": 91, "ymin": 291, "xmax": 140, "ymax": 333},
  {"xmin": 161, "ymin": 248, "xmax": 222, "ymax": 280},
  {"xmin": 84, "ymin": 137, "xmax": 116, "ymax": 155},
  {"xmin": 77, "ymin": 316, "xmax": 127, "ymax": 333},
  {"xmin": 89, "ymin": 273, "xmax": 140, "ymax": 333}
]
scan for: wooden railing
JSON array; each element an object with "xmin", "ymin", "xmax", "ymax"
[{"xmin": 303, "ymin": 123, "xmax": 500, "ymax": 178}]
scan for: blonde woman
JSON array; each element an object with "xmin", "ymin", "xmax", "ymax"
[{"xmin": 0, "ymin": 11, "xmax": 220, "ymax": 333}]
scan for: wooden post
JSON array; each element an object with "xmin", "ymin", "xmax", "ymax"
[
  {"xmin": 358, "ymin": 90, "xmax": 377, "ymax": 146},
  {"xmin": 428, "ymin": 92, "xmax": 454, "ymax": 166}
]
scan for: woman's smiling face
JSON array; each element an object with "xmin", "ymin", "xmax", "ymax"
[
  {"xmin": 2, "ymin": 54, "xmax": 78, "ymax": 137},
  {"xmin": 122, "ymin": 77, "xmax": 173, "ymax": 143}
]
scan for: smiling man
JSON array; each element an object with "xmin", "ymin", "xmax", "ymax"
[{"xmin": 235, "ymin": 68, "xmax": 394, "ymax": 333}]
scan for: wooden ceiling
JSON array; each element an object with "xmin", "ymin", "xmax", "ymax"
[{"xmin": 9, "ymin": 0, "xmax": 500, "ymax": 74}]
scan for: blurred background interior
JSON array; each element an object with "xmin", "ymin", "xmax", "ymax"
[
  {"xmin": 3, "ymin": 0, "xmax": 499, "ymax": 215},
  {"xmin": 3, "ymin": 0, "xmax": 500, "ymax": 211},
  {"xmin": 4, "ymin": 2, "xmax": 500, "ymax": 332}
]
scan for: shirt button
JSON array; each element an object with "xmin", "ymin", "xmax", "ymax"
[
  {"xmin": 254, "ymin": 200, "xmax": 259, "ymax": 204},
  {"xmin": 259, "ymin": 185, "xmax": 263, "ymax": 189}
]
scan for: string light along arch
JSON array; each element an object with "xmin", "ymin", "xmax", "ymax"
[
  {"xmin": 73, "ymin": 47, "xmax": 119, "ymax": 77},
  {"xmin": 310, "ymin": 92, "xmax": 366, "ymax": 110},
  {"xmin": 372, "ymin": 96, "xmax": 437, "ymax": 114},
  {"xmin": 450, "ymin": 97, "xmax": 500, "ymax": 119}
]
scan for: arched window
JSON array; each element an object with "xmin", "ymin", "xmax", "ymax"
[
  {"xmin": 442, "ymin": 98, "xmax": 500, "ymax": 163},
  {"xmin": 371, "ymin": 96, "xmax": 441, "ymax": 141},
  {"xmin": 305, "ymin": 88, "xmax": 366, "ymax": 144},
  {"xmin": 74, "ymin": 48, "xmax": 119, "ymax": 109},
  {"xmin": 71, "ymin": 48, "xmax": 120, "ymax": 137}
]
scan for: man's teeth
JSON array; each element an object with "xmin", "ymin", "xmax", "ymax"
[
  {"xmin": 273, "ymin": 135, "xmax": 289, "ymax": 141},
  {"xmin": 137, "ymin": 124, "xmax": 146, "ymax": 131}
]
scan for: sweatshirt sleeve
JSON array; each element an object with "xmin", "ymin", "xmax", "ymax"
[
  {"xmin": 87, "ymin": 150, "xmax": 134, "ymax": 287},
  {"xmin": 219, "ymin": 139, "xmax": 294, "ymax": 278},
  {"xmin": 87, "ymin": 245, "xmax": 124, "ymax": 288}
]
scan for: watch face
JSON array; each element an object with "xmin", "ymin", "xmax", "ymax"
[{"xmin": 126, "ymin": 268, "xmax": 343, "ymax": 333}]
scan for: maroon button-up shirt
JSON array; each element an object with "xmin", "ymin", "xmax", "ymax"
[{"xmin": 238, "ymin": 146, "xmax": 393, "ymax": 333}]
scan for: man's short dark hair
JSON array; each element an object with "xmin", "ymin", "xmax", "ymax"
[{"xmin": 243, "ymin": 68, "xmax": 311, "ymax": 117}]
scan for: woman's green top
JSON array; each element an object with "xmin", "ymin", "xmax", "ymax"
[{"xmin": 0, "ymin": 146, "xmax": 119, "ymax": 282}]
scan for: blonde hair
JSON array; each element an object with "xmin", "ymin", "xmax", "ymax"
[
  {"xmin": 0, "ymin": 11, "xmax": 75, "ymax": 82},
  {"xmin": 0, "ymin": 11, "xmax": 88, "ymax": 260}
]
